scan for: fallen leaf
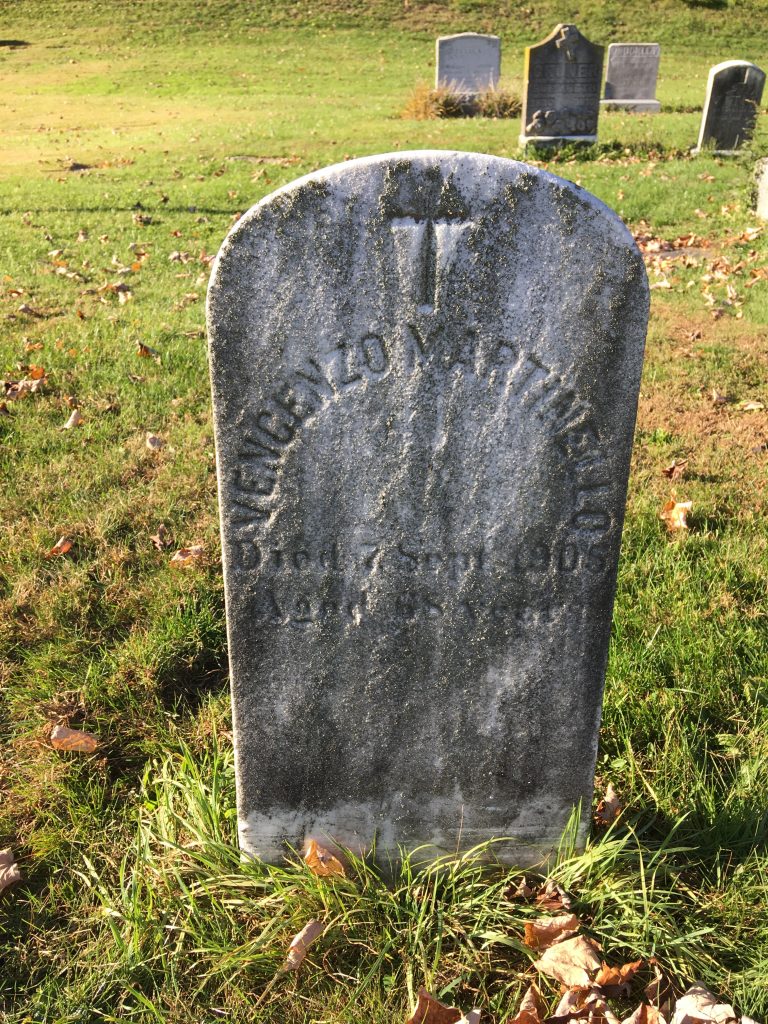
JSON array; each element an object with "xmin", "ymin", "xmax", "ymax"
[
  {"xmin": 458, "ymin": 1014, "xmax": 481, "ymax": 1024},
  {"xmin": 24, "ymin": 339, "xmax": 44, "ymax": 352},
  {"xmin": 0, "ymin": 402, "xmax": 10, "ymax": 416},
  {"xmin": 406, "ymin": 988, "xmax": 462, "ymax": 1024},
  {"xmin": 510, "ymin": 983, "xmax": 545, "ymax": 1024},
  {"xmin": 18, "ymin": 302, "xmax": 46, "ymax": 317},
  {"xmin": 46, "ymin": 536, "xmax": 73, "ymax": 557},
  {"xmin": 281, "ymin": 919, "xmax": 324, "ymax": 972},
  {"xmin": 622, "ymin": 1006, "xmax": 667, "ymax": 1024},
  {"xmin": 524, "ymin": 913, "xmax": 580, "ymax": 950},
  {"xmin": 50, "ymin": 724, "xmax": 100, "ymax": 753},
  {"xmin": 62, "ymin": 409, "xmax": 84, "ymax": 429},
  {"xmin": 136, "ymin": 342, "xmax": 161, "ymax": 362},
  {"xmin": 672, "ymin": 984, "xmax": 737, "ymax": 1024},
  {"xmin": 596, "ymin": 959, "xmax": 643, "ymax": 997},
  {"xmin": 169, "ymin": 545, "xmax": 205, "ymax": 567},
  {"xmin": 645, "ymin": 962, "xmax": 675, "ymax": 1017},
  {"xmin": 711, "ymin": 388, "xmax": 728, "ymax": 405},
  {"xmin": 303, "ymin": 837, "xmax": 346, "ymax": 878},
  {"xmin": 661, "ymin": 459, "xmax": 688, "ymax": 481},
  {"xmin": 660, "ymin": 500, "xmax": 692, "ymax": 533},
  {"xmin": 595, "ymin": 782, "xmax": 622, "ymax": 825},
  {"xmin": 0, "ymin": 850, "xmax": 22, "ymax": 895},
  {"xmin": 145, "ymin": 433, "xmax": 165, "ymax": 451},
  {"xmin": 534, "ymin": 934, "xmax": 602, "ymax": 987},
  {"xmin": 150, "ymin": 524, "xmax": 171, "ymax": 550},
  {"xmin": 739, "ymin": 400, "xmax": 764, "ymax": 412},
  {"xmin": 535, "ymin": 879, "xmax": 573, "ymax": 912}
]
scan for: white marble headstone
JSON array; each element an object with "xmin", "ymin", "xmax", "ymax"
[
  {"xmin": 206, "ymin": 151, "xmax": 648, "ymax": 867},
  {"xmin": 435, "ymin": 33, "xmax": 500, "ymax": 93}
]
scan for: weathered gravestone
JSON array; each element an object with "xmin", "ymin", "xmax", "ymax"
[
  {"xmin": 755, "ymin": 158, "xmax": 768, "ymax": 220},
  {"xmin": 520, "ymin": 24, "xmax": 604, "ymax": 147},
  {"xmin": 435, "ymin": 33, "xmax": 501, "ymax": 94},
  {"xmin": 207, "ymin": 151, "xmax": 648, "ymax": 866},
  {"xmin": 601, "ymin": 43, "xmax": 661, "ymax": 113},
  {"xmin": 694, "ymin": 60, "xmax": 766, "ymax": 154}
]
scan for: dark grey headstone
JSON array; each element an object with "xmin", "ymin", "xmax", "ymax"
[
  {"xmin": 602, "ymin": 43, "xmax": 661, "ymax": 113},
  {"xmin": 206, "ymin": 151, "xmax": 648, "ymax": 866},
  {"xmin": 435, "ymin": 33, "xmax": 501, "ymax": 94},
  {"xmin": 520, "ymin": 24, "xmax": 604, "ymax": 146},
  {"xmin": 695, "ymin": 60, "xmax": 766, "ymax": 154}
]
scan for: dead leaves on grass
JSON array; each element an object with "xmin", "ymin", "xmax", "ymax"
[
  {"xmin": 524, "ymin": 913, "xmax": 580, "ymax": 950},
  {"xmin": 660, "ymin": 500, "xmax": 693, "ymax": 533},
  {"xmin": 49, "ymin": 724, "xmax": 100, "ymax": 753},
  {"xmin": 281, "ymin": 919, "xmax": 325, "ymax": 972},
  {"xmin": 46, "ymin": 535, "xmax": 73, "ymax": 557},
  {"xmin": 534, "ymin": 934, "xmax": 603, "ymax": 987},
  {"xmin": 0, "ymin": 849, "xmax": 22, "ymax": 895},
  {"xmin": 406, "ymin": 988, "xmax": 480, "ymax": 1024},
  {"xmin": 303, "ymin": 838, "xmax": 346, "ymax": 878},
  {"xmin": 169, "ymin": 545, "xmax": 205, "ymax": 567}
]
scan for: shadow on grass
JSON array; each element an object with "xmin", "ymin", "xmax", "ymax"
[
  {"xmin": 0, "ymin": 39, "xmax": 29, "ymax": 48},
  {"xmin": 157, "ymin": 644, "xmax": 229, "ymax": 714}
]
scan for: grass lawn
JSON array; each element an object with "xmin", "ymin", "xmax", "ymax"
[{"xmin": 1, "ymin": 1, "xmax": 767, "ymax": 1021}]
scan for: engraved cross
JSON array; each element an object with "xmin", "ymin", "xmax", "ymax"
[{"xmin": 388, "ymin": 189, "xmax": 472, "ymax": 314}]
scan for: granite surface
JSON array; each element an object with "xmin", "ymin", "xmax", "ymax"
[
  {"xmin": 435, "ymin": 33, "xmax": 500, "ymax": 93},
  {"xmin": 695, "ymin": 60, "xmax": 766, "ymax": 153},
  {"xmin": 520, "ymin": 24, "xmax": 604, "ymax": 146},
  {"xmin": 601, "ymin": 43, "xmax": 661, "ymax": 112},
  {"xmin": 206, "ymin": 151, "xmax": 649, "ymax": 866}
]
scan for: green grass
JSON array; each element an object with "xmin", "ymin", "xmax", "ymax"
[{"xmin": 2, "ymin": 1, "xmax": 768, "ymax": 1021}]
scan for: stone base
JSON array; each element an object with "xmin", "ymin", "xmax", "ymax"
[
  {"xmin": 600, "ymin": 99, "xmax": 660, "ymax": 113},
  {"xmin": 519, "ymin": 134, "xmax": 597, "ymax": 148}
]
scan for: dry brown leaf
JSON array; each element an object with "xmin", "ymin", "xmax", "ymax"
[
  {"xmin": 661, "ymin": 459, "xmax": 688, "ymax": 481},
  {"xmin": 46, "ymin": 536, "xmax": 73, "ymax": 558},
  {"xmin": 136, "ymin": 342, "xmax": 161, "ymax": 362},
  {"xmin": 524, "ymin": 913, "xmax": 580, "ymax": 950},
  {"xmin": 660, "ymin": 500, "xmax": 692, "ymax": 533},
  {"xmin": 457, "ymin": 1013, "xmax": 481, "ymax": 1024},
  {"xmin": 739, "ymin": 400, "xmax": 764, "ymax": 412},
  {"xmin": 510, "ymin": 983, "xmax": 546, "ymax": 1024},
  {"xmin": 281, "ymin": 919, "xmax": 324, "ymax": 972},
  {"xmin": 534, "ymin": 934, "xmax": 602, "ymax": 987},
  {"xmin": 406, "ymin": 988, "xmax": 463, "ymax": 1024},
  {"xmin": 672, "ymin": 984, "xmax": 737, "ymax": 1024},
  {"xmin": 150, "ymin": 524, "xmax": 171, "ymax": 550},
  {"xmin": 645, "ymin": 963, "xmax": 675, "ymax": 1018},
  {"xmin": 169, "ymin": 545, "xmax": 205, "ymax": 567},
  {"xmin": 583, "ymin": 992, "xmax": 621, "ymax": 1024},
  {"xmin": 535, "ymin": 879, "xmax": 573, "ymax": 912},
  {"xmin": 145, "ymin": 433, "xmax": 165, "ymax": 451},
  {"xmin": 303, "ymin": 837, "xmax": 346, "ymax": 878},
  {"xmin": 595, "ymin": 783, "xmax": 622, "ymax": 825},
  {"xmin": 711, "ymin": 388, "xmax": 728, "ymax": 405},
  {"xmin": 0, "ymin": 849, "xmax": 22, "ymax": 895},
  {"xmin": 596, "ymin": 959, "xmax": 643, "ymax": 997},
  {"xmin": 18, "ymin": 302, "xmax": 46, "ymax": 317},
  {"xmin": 62, "ymin": 409, "xmax": 84, "ymax": 429},
  {"xmin": 0, "ymin": 402, "xmax": 10, "ymax": 417},
  {"xmin": 622, "ymin": 1005, "xmax": 667, "ymax": 1024},
  {"xmin": 552, "ymin": 987, "xmax": 589, "ymax": 1019},
  {"xmin": 50, "ymin": 724, "xmax": 100, "ymax": 753}
]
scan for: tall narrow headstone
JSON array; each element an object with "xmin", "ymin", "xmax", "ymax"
[
  {"xmin": 601, "ymin": 43, "xmax": 661, "ymax": 113},
  {"xmin": 207, "ymin": 151, "xmax": 648, "ymax": 866},
  {"xmin": 755, "ymin": 158, "xmax": 768, "ymax": 220},
  {"xmin": 520, "ymin": 24, "xmax": 604, "ymax": 146},
  {"xmin": 694, "ymin": 60, "xmax": 766, "ymax": 154},
  {"xmin": 435, "ymin": 33, "xmax": 501, "ymax": 94}
]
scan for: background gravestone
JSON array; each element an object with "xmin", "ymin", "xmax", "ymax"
[
  {"xmin": 435, "ymin": 33, "xmax": 501, "ymax": 93},
  {"xmin": 520, "ymin": 24, "xmax": 604, "ymax": 146},
  {"xmin": 207, "ymin": 150, "xmax": 648, "ymax": 866},
  {"xmin": 755, "ymin": 158, "xmax": 768, "ymax": 220},
  {"xmin": 601, "ymin": 43, "xmax": 661, "ymax": 112},
  {"xmin": 694, "ymin": 60, "xmax": 766, "ymax": 153}
]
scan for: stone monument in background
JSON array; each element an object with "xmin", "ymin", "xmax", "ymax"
[
  {"xmin": 520, "ymin": 24, "xmax": 605, "ymax": 147},
  {"xmin": 435, "ymin": 33, "xmax": 501, "ymax": 94},
  {"xmin": 601, "ymin": 43, "xmax": 661, "ymax": 113},
  {"xmin": 207, "ymin": 151, "xmax": 648, "ymax": 866},
  {"xmin": 694, "ymin": 60, "xmax": 766, "ymax": 153}
]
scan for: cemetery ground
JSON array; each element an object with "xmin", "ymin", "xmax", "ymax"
[{"xmin": 1, "ymin": 1, "xmax": 768, "ymax": 1021}]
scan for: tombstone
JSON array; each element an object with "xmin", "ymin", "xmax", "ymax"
[
  {"xmin": 694, "ymin": 60, "xmax": 766, "ymax": 154},
  {"xmin": 207, "ymin": 151, "xmax": 648, "ymax": 867},
  {"xmin": 435, "ymin": 33, "xmax": 500, "ymax": 94},
  {"xmin": 601, "ymin": 43, "xmax": 661, "ymax": 113},
  {"xmin": 755, "ymin": 158, "xmax": 768, "ymax": 220},
  {"xmin": 520, "ymin": 24, "xmax": 605, "ymax": 147}
]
